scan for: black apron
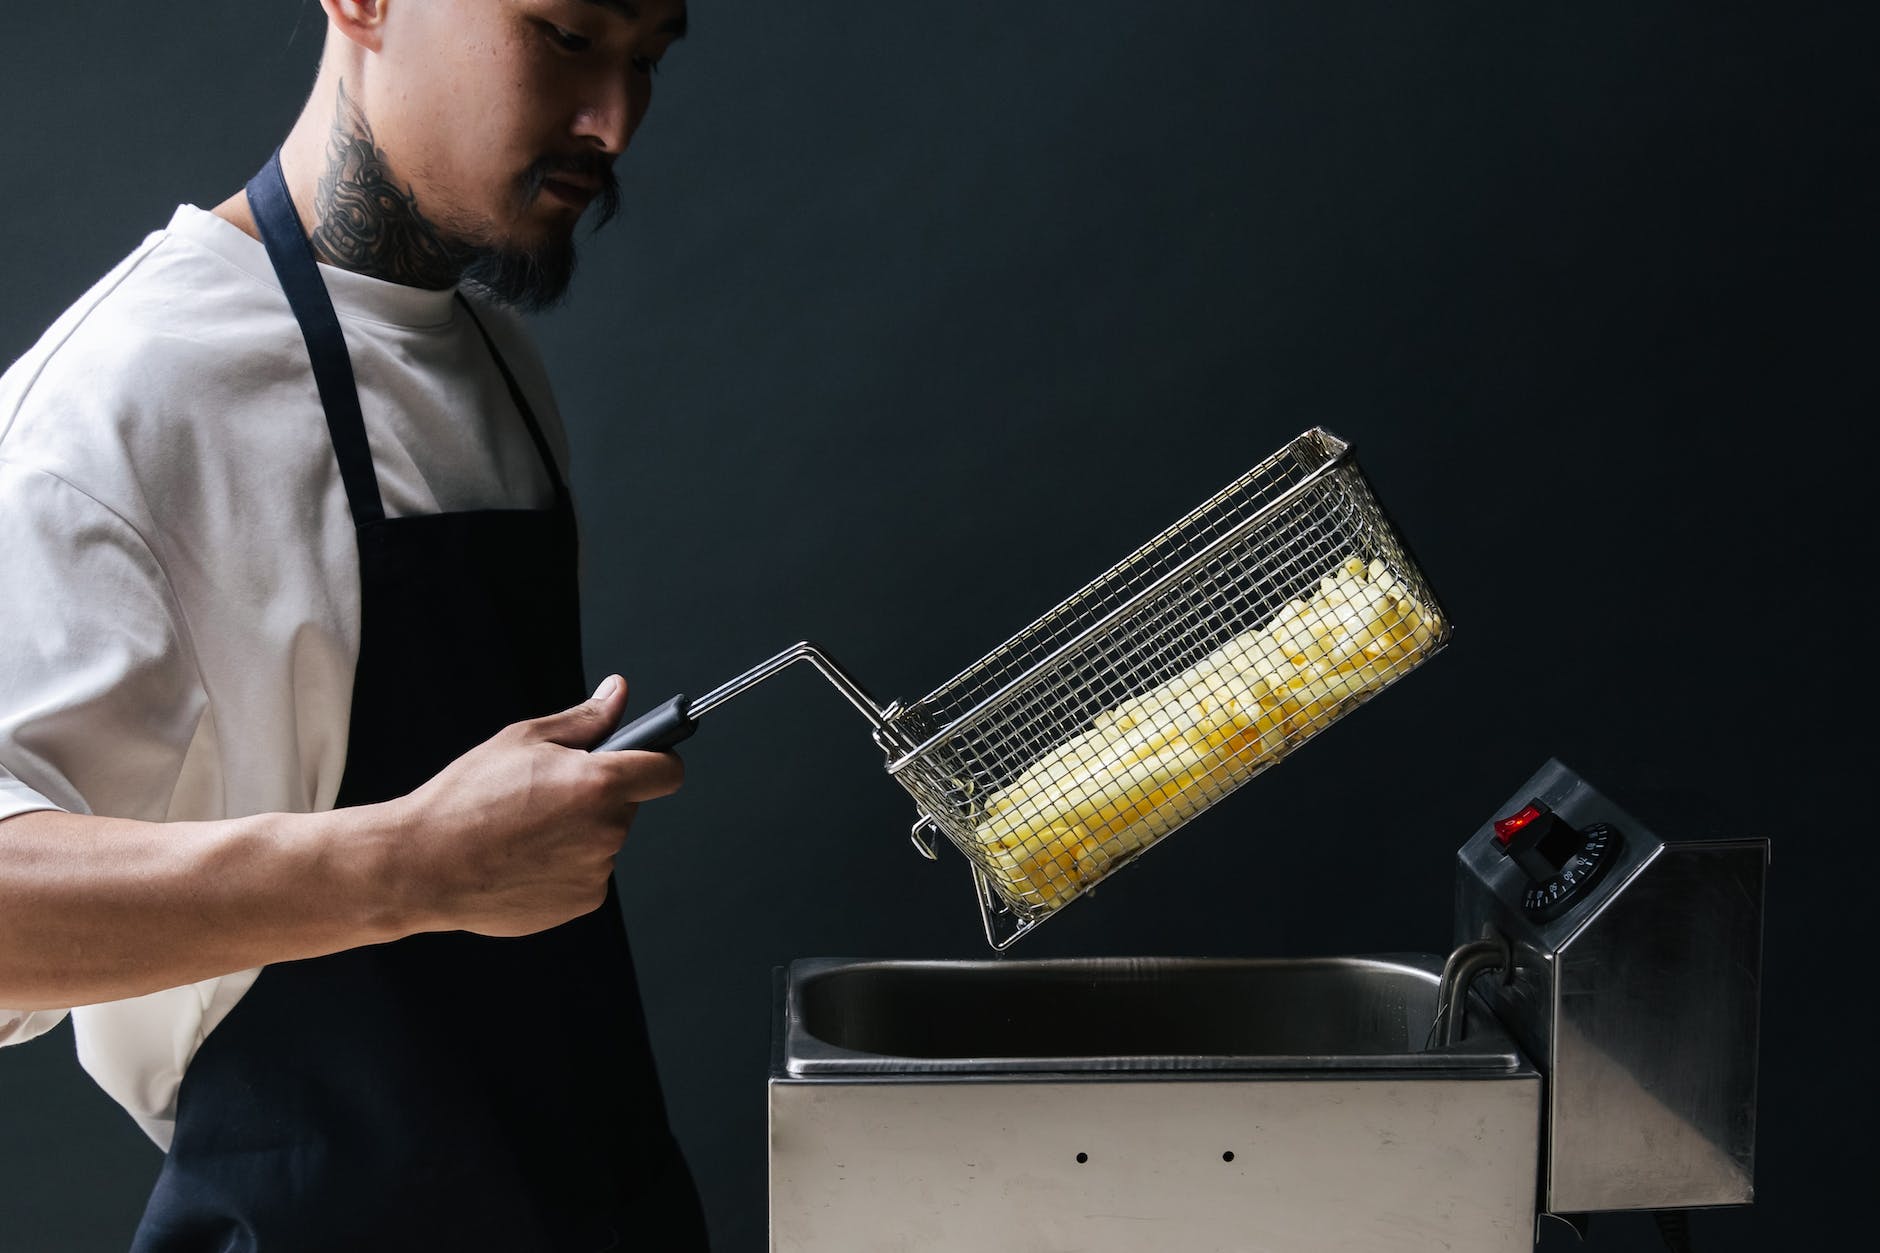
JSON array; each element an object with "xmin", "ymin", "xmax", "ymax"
[{"xmin": 130, "ymin": 152, "xmax": 708, "ymax": 1253}]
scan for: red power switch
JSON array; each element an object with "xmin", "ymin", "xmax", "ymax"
[{"xmin": 1493, "ymin": 804, "xmax": 1544, "ymax": 845}]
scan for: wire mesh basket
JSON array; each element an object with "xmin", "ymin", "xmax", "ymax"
[
  {"xmin": 600, "ymin": 428, "xmax": 1450, "ymax": 948},
  {"xmin": 879, "ymin": 427, "xmax": 1450, "ymax": 947}
]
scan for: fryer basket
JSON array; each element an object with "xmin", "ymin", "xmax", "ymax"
[
  {"xmin": 598, "ymin": 428, "xmax": 1450, "ymax": 948},
  {"xmin": 882, "ymin": 428, "xmax": 1449, "ymax": 946}
]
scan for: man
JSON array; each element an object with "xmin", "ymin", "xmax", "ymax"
[{"xmin": 0, "ymin": 1, "xmax": 706, "ymax": 1248}]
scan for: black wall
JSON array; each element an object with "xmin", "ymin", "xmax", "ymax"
[{"xmin": 1, "ymin": 3, "xmax": 1868, "ymax": 1249}]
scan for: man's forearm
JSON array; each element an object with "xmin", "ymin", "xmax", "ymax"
[
  {"xmin": 0, "ymin": 803, "xmax": 415, "ymax": 1010},
  {"xmin": 0, "ymin": 681, "xmax": 682, "ymax": 1011}
]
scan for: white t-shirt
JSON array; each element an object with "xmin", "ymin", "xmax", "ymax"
[{"xmin": 0, "ymin": 204, "xmax": 571, "ymax": 1147}]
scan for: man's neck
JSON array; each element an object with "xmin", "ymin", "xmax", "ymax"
[{"xmin": 212, "ymin": 76, "xmax": 463, "ymax": 291}]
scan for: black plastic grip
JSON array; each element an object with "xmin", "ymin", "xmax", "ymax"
[{"xmin": 592, "ymin": 694, "xmax": 699, "ymax": 753}]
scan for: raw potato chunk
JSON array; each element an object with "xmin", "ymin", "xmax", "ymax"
[{"xmin": 971, "ymin": 555, "xmax": 1440, "ymax": 910}]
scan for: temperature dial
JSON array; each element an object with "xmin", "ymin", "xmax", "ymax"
[
  {"xmin": 1491, "ymin": 800, "xmax": 1624, "ymax": 921},
  {"xmin": 1519, "ymin": 822, "xmax": 1621, "ymax": 920}
]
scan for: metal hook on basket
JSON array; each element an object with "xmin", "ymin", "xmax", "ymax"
[
  {"xmin": 970, "ymin": 866, "xmax": 1043, "ymax": 952},
  {"xmin": 909, "ymin": 816, "xmax": 940, "ymax": 861}
]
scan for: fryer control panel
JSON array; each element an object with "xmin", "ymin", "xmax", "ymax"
[
  {"xmin": 1491, "ymin": 799, "xmax": 1625, "ymax": 921},
  {"xmin": 1456, "ymin": 760, "xmax": 1664, "ymax": 948}
]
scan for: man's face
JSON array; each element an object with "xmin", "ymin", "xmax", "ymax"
[{"xmin": 362, "ymin": 0, "xmax": 688, "ymax": 307}]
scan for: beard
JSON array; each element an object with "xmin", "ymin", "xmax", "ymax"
[
  {"xmin": 460, "ymin": 241, "xmax": 577, "ymax": 315},
  {"xmin": 453, "ymin": 153, "xmax": 622, "ymax": 314}
]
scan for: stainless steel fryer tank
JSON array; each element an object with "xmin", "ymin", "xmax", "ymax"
[
  {"xmin": 768, "ymin": 761, "xmax": 1768, "ymax": 1251},
  {"xmin": 771, "ymin": 956, "xmax": 1543, "ymax": 1253}
]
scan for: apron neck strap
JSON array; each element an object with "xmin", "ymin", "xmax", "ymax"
[
  {"xmin": 455, "ymin": 295, "xmax": 570, "ymax": 503},
  {"xmin": 245, "ymin": 148, "xmax": 386, "ymax": 527}
]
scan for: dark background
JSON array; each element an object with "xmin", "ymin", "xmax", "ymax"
[{"xmin": 1, "ymin": 1, "xmax": 1870, "ymax": 1249}]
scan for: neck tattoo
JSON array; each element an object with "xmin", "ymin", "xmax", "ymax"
[{"xmin": 309, "ymin": 80, "xmax": 463, "ymax": 289}]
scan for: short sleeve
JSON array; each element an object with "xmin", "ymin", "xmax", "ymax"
[
  {"xmin": 0, "ymin": 459, "xmax": 207, "ymax": 1042},
  {"xmin": 0, "ymin": 458, "xmax": 206, "ymax": 823}
]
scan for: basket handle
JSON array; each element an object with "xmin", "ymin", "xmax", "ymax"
[{"xmin": 593, "ymin": 694, "xmax": 699, "ymax": 753}]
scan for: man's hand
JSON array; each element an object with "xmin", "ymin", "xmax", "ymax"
[
  {"xmin": 386, "ymin": 675, "xmax": 683, "ymax": 938},
  {"xmin": 0, "ymin": 677, "xmax": 681, "ymax": 1009}
]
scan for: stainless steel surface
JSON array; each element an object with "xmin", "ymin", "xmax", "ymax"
[
  {"xmin": 1455, "ymin": 759, "xmax": 1768, "ymax": 1213},
  {"xmin": 770, "ymin": 1077, "xmax": 1541, "ymax": 1253},
  {"xmin": 781, "ymin": 955, "xmax": 1523, "ymax": 1076},
  {"xmin": 1431, "ymin": 934, "xmax": 1511, "ymax": 1047},
  {"xmin": 770, "ymin": 957, "xmax": 1540, "ymax": 1253}
]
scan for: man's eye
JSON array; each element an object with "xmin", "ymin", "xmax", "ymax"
[
  {"xmin": 542, "ymin": 24, "xmax": 591, "ymax": 53},
  {"xmin": 631, "ymin": 56, "xmax": 662, "ymax": 76}
]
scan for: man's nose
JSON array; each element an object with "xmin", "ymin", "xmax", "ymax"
[{"xmin": 571, "ymin": 73, "xmax": 642, "ymax": 154}]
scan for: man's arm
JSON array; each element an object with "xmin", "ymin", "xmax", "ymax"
[
  {"xmin": 0, "ymin": 803, "xmax": 403, "ymax": 1010},
  {"xmin": 0, "ymin": 677, "xmax": 679, "ymax": 1011}
]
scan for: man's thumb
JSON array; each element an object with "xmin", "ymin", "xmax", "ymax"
[{"xmin": 538, "ymin": 674, "xmax": 626, "ymax": 747}]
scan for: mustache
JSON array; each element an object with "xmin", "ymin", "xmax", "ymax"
[{"xmin": 521, "ymin": 153, "xmax": 623, "ymax": 228}]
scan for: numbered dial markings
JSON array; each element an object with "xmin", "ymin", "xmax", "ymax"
[{"xmin": 1520, "ymin": 823, "xmax": 1622, "ymax": 920}]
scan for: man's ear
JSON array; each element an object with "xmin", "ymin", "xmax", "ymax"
[{"xmin": 320, "ymin": 0, "xmax": 390, "ymax": 54}]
